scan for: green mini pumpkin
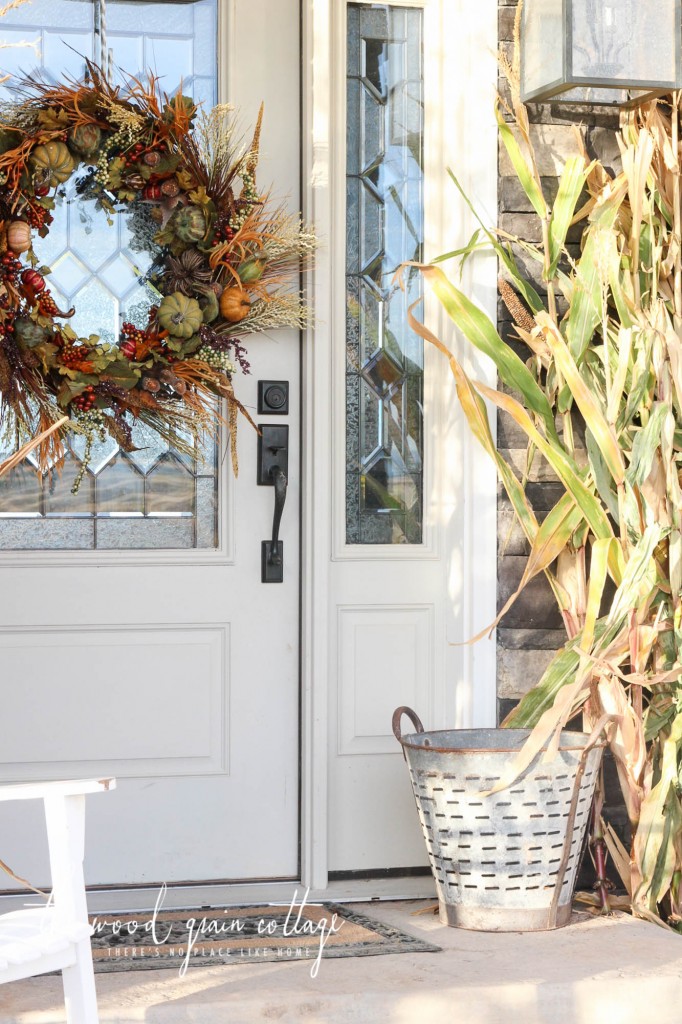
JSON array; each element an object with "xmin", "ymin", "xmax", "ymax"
[
  {"xmin": 68, "ymin": 123, "xmax": 102, "ymax": 157},
  {"xmin": 158, "ymin": 292, "xmax": 203, "ymax": 338},
  {"xmin": 170, "ymin": 205, "xmax": 208, "ymax": 244},
  {"xmin": 29, "ymin": 141, "xmax": 75, "ymax": 187}
]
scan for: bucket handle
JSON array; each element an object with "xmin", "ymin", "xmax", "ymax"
[
  {"xmin": 392, "ymin": 706, "xmax": 425, "ymax": 743},
  {"xmin": 547, "ymin": 716, "xmax": 611, "ymax": 929}
]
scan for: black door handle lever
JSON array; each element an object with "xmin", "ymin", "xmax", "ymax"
[
  {"xmin": 267, "ymin": 466, "xmax": 287, "ymax": 568},
  {"xmin": 259, "ymin": 423, "xmax": 289, "ymax": 583}
]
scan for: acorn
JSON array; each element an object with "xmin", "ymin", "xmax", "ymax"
[
  {"xmin": 160, "ymin": 178, "xmax": 180, "ymax": 198},
  {"xmin": 143, "ymin": 151, "xmax": 161, "ymax": 167},
  {"xmin": 142, "ymin": 376, "xmax": 161, "ymax": 393}
]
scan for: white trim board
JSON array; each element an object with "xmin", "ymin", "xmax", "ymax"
[{"xmin": 301, "ymin": 0, "xmax": 499, "ymax": 885}]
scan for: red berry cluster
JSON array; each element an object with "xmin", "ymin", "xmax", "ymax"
[
  {"xmin": 213, "ymin": 217, "xmax": 235, "ymax": 243},
  {"xmin": 123, "ymin": 142, "xmax": 147, "ymax": 168},
  {"xmin": 0, "ymin": 313, "xmax": 15, "ymax": 338},
  {"xmin": 59, "ymin": 343, "xmax": 91, "ymax": 369},
  {"xmin": 119, "ymin": 320, "xmax": 146, "ymax": 360},
  {"xmin": 24, "ymin": 204, "xmax": 51, "ymax": 230},
  {"xmin": 0, "ymin": 252, "xmax": 22, "ymax": 284},
  {"xmin": 72, "ymin": 385, "xmax": 96, "ymax": 412}
]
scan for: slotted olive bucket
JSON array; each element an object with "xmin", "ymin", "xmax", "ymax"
[{"xmin": 393, "ymin": 707, "xmax": 605, "ymax": 931}]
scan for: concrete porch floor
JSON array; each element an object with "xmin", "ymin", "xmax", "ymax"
[{"xmin": 1, "ymin": 900, "xmax": 682, "ymax": 1024}]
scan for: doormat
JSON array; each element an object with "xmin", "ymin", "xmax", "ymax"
[{"xmin": 89, "ymin": 902, "xmax": 441, "ymax": 973}]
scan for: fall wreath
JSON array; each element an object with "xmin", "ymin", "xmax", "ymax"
[{"xmin": 0, "ymin": 64, "xmax": 314, "ymax": 489}]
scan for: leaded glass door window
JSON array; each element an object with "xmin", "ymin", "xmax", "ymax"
[
  {"xmin": 0, "ymin": 0, "xmax": 219, "ymax": 549},
  {"xmin": 346, "ymin": 3, "xmax": 424, "ymax": 544}
]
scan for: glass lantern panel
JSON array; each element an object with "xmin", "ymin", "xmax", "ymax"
[
  {"xmin": 571, "ymin": 0, "xmax": 677, "ymax": 86},
  {"xmin": 522, "ymin": 0, "xmax": 563, "ymax": 99}
]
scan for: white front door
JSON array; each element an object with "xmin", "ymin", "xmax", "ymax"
[{"xmin": 0, "ymin": 0, "xmax": 301, "ymax": 889}]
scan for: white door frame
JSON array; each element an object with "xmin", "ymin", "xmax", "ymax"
[
  {"xmin": 1, "ymin": 0, "xmax": 499, "ymax": 913},
  {"xmin": 300, "ymin": 0, "xmax": 499, "ymax": 895}
]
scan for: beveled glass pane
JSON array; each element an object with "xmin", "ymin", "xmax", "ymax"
[
  {"xmin": 0, "ymin": 462, "xmax": 42, "ymax": 516},
  {"xmin": 0, "ymin": 518, "xmax": 94, "ymax": 550},
  {"xmin": 96, "ymin": 517, "xmax": 194, "ymax": 550},
  {"xmin": 359, "ymin": 379, "xmax": 382, "ymax": 463},
  {"xmin": 44, "ymin": 456, "xmax": 94, "ymax": 517},
  {"xmin": 146, "ymin": 456, "xmax": 194, "ymax": 516},
  {"xmin": 95, "ymin": 459, "xmax": 144, "ymax": 516},
  {"xmin": 0, "ymin": 0, "xmax": 220, "ymax": 552},
  {"xmin": 346, "ymin": 3, "xmax": 424, "ymax": 545}
]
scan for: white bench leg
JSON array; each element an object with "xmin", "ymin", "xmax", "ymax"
[
  {"xmin": 62, "ymin": 937, "xmax": 99, "ymax": 1024},
  {"xmin": 44, "ymin": 793, "xmax": 100, "ymax": 1024}
]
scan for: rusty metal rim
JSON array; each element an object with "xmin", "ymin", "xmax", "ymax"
[{"xmin": 398, "ymin": 737, "xmax": 608, "ymax": 755}]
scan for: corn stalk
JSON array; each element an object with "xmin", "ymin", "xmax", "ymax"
[{"xmin": 405, "ymin": 46, "xmax": 682, "ymax": 927}]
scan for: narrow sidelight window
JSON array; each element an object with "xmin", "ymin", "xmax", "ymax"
[{"xmin": 345, "ymin": 3, "xmax": 424, "ymax": 545}]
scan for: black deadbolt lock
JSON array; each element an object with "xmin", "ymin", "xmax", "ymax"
[{"xmin": 258, "ymin": 379, "xmax": 289, "ymax": 415}]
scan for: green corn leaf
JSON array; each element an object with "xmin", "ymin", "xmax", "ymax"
[
  {"xmin": 586, "ymin": 429, "xmax": 620, "ymax": 521},
  {"xmin": 565, "ymin": 180, "xmax": 628, "ymax": 360},
  {"xmin": 421, "ymin": 265, "xmax": 559, "ymax": 442},
  {"xmin": 634, "ymin": 714, "xmax": 682, "ymax": 910},
  {"xmin": 539, "ymin": 312, "xmax": 626, "ymax": 485},
  {"xmin": 432, "ymin": 229, "xmax": 487, "ymax": 268},
  {"xmin": 626, "ymin": 401, "xmax": 669, "ymax": 487},
  {"xmin": 503, "ymin": 625, "xmax": 609, "ymax": 729},
  {"xmin": 496, "ymin": 104, "xmax": 548, "ymax": 220},
  {"xmin": 606, "ymin": 525, "xmax": 661, "ymax": 629},
  {"xmin": 548, "ymin": 156, "xmax": 589, "ymax": 276},
  {"xmin": 446, "ymin": 169, "xmax": 545, "ymax": 313},
  {"xmin": 403, "ymin": 297, "xmax": 539, "ymax": 544},
  {"xmin": 618, "ymin": 335, "xmax": 655, "ymax": 431},
  {"xmin": 476, "ymin": 380, "xmax": 617, "ymax": 553}
]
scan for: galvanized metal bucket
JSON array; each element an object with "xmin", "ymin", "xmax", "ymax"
[{"xmin": 393, "ymin": 706, "xmax": 605, "ymax": 932}]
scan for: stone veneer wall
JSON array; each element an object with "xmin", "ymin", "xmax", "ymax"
[
  {"xmin": 496, "ymin": 0, "xmax": 620, "ymax": 722},
  {"xmin": 495, "ymin": 2, "xmax": 631, "ymax": 851}
]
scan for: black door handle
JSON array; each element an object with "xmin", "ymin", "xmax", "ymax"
[
  {"xmin": 259, "ymin": 424, "xmax": 289, "ymax": 583},
  {"xmin": 267, "ymin": 465, "xmax": 287, "ymax": 567}
]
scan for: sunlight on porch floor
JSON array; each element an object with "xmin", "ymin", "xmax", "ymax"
[{"xmin": 1, "ymin": 900, "xmax": 682, "ymax": 1024}]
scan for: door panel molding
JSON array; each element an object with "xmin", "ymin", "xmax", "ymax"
[
  {"xmin": 0, "ymin": 623, "xmax": 229, "ymax": 782},
  {"xmin": 336, "ymin": 604, "xmax": 434, "ymax": 756}
]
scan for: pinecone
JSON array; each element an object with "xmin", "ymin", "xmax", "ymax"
[{"xmin": 165, "ymin": 249, "xmax": 213, "ymax": 296}]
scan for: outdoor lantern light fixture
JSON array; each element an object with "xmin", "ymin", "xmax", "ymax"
[{"xmin": 521, "ymin": 0, "xmax": 682, "ymax": 108}]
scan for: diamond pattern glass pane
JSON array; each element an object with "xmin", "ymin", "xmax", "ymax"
[
  {"xmin": 0, "ymin": 0, "xmax": 219, "ymax": 551},
  {"xmin": 346, "ymin": 4, "xmax": 424, "ymax": 544}
]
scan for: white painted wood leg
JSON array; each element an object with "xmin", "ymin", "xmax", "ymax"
[
  {"xmin": 61, "ymin": 937, "xmax": 100, "ymax": 1024},
  {"xmin": 0, "ymin": 780, "xmax": 113, "ymax": 1023},
  {"xmin": 44, "ymin": 793, "xmax": 99, "ymax": 1024}
]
